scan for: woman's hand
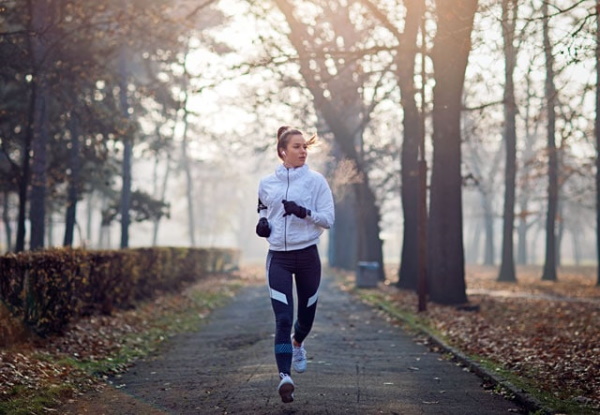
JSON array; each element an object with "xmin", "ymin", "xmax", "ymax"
[
  {"xmin": 256, "ymin": 218, "xmax": 271, "ymax": 237},
  {"xmin": 282, "ymin": 200, "xmax": 308, "ymax": 219}
]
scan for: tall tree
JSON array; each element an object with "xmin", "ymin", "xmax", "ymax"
[
  {"xmin": 427, "ymin": 0, "xmax": 478, "ymax": 304},
  {"xmin": 516, "ymin": 58, "xmax": 542, "ymax": 266},
  {"xmin": 497, "ymin": 0, "xmax": 519, "ymax": 282},
  {"xmin": 63, "ymin": 113, "xmax": 81, "ymax": 247},
  {"xmin": 541, "ymin": 0, "xmax": 558, "ymax": 281},
  {"xmin": 26, "ymin": 0, "xmax": 55, "ymax": 250},
  {"xmin": 274, "ymin": 0, "xmax": 385, "ymax": 273},
  {"xmin": 596, "ymin": 0, "xmax": 600, "ymax": 286},
  {"xmin": 396, "ymin": 0, "xmax": 426, "ymax": 290},
  {"xmin": 117, "ymin": 48, "xmax": 133, "ymax": 249},
  {"xmin": 1, "ymin": 192, "xmax": 12, "ymax": 251},
  {"xmin": 0, "ymin": 1, "xmax": 31, "ymax": 253},
  {"xmin": 178, "ymin": 45, "xmax": 197, "ymax": 247},
  {"xmin": 359, "ymin": 0, "xmax": 426, "ymax": 289}
]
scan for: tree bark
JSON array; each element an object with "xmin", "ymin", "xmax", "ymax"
[
  {"xmin": 328, "ymin": 188, "xmax": 357, "ymax": 269},
  {"xmin": 358, "ymin": 0, "xmax": 424, "ymax": 286},
  {"xmin": 181, "ymin": 98, "xmax": 196, "ymax": 247},
  {"xmin": 498, "ymin": 0, "xmax": 518, "ymax": 282},
  {"xmin": 516, "ymin": 66, "xmax": 539, "ymax": 266},
  {"xmin": 482, "ymin": 194, "xmax": 495, "ymax": 265},
  {"xmin": 2, "ymin": 192, "xmax": 12, "ymax": 251},
  {"xmin": 118, "ymin": 49, "xmax": 132, "ymax": 249},
  {"xmin": 517, "ymin": 206, "xmax": 528, "ymax": 265},
  {"xmin": 86, "ymin": 192, "xmax": 93, "ymax": 245},
  {"xmin": 396, "ymin": 0, "xmax": 425, "ymax": 290},
  {"xmin": 541, "ymin": 1, "xmax": 558, "ymax": 281},
  {"xmin": 571, "ymin": 225, "xmax": 582, "ymax": 266},
  {"xmin": 467, "ymin": 220, "xmax": 482, "ymax": 263},
  {"xmin": 427, "ymin": 0, "xmax": 477, "ymax": 304},
  {"xmin": 556, "ymin": 200, "xmax": 563, "ymax": 266},
  {"xmin": 325, "ymin": 140, "xmax": 356, "ymax": 269},
  {"xmin": 27, "ymin": 0, "xmax": 54, "ymax": 250},
  {"xmin": 151, "ymin": 155, "xmax": 171, "ymax": 246},
  {"xmin": 63, "ymin": 114, "xmax": 81, "ymax": 247},
  {"xmin": 596, "ymin": 0, "xmax": 600, "ymax": 286},
  {"xmin": 16, "ymin": 81, "xmax": 33, "ymax": 252}
]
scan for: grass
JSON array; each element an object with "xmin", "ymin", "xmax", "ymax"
[{"xmin": 0, "ymin": 384, "xmax": 73, "ymax": 415}]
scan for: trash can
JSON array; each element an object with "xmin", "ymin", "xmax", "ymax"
[{"xmin": 356, "ymin": 261, "xmax": 380, "ymax": 288}]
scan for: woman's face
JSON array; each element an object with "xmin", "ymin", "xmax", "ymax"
[{"xmin": 283, "ymin": 134, "xmax": 308, "ymax": 168}]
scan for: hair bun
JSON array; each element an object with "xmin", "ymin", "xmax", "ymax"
[{"xmin": 277, "ymin": 126, "xmax": 290, "ymax": 140}]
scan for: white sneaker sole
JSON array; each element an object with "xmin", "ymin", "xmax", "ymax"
[{"xmin": 278, "ymin": 381, "xmax": 294, "ymax": 403}]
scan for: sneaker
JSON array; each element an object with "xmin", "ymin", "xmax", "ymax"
[
  {"xmin": 278, "ymin": 373, "xmax": 294, "ymax": 403},
  {"xmin": 291, "ymin": 335, "xmax": 307, "ymax": 373}
]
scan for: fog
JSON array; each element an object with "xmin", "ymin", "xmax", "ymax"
[{"xmin": 1, "ymin": 0, "xmax": 597, "ymax": 270}]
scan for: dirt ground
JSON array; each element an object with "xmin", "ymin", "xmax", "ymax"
[{"xmin": 57, "ymin": 275, "xmax": 524, "ymax": 415}]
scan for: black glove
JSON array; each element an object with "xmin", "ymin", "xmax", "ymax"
[
  {"xmin": 282, "ymin": 200, "xmax": 307, "ymax": 219},
  {"xmin": 256, "ymin": 217, "xmax": 271, "ymax": 237}
]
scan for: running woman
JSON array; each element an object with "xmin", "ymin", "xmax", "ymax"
[{"xmin": 255, "ymin": 126, "xmax": 335, "ymax": 403}]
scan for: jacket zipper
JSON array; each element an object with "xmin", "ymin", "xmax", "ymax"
[{"xmin": 284, "ymin": 168, "xmax": 290, "ymax": 251}]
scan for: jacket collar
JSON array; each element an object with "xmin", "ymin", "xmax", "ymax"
[{"xmin": 275, "ymin": 163, "xmax": 309, "ymax": 181}]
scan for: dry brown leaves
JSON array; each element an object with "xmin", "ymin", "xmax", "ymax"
[
  {"xmin": 378, "ymin": 265, "xmax": 600, "ymax": 410},
  {"xmin": 0, "ymin": 272, "xmax": 247, "ymax": 405}
]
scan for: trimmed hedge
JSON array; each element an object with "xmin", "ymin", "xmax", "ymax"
[{"xmin": 0, "ymin": 247, "xmax": 240, "ymax": 337}]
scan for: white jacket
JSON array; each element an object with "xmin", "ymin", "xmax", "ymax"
[{"xmin": 258, "ymin": 164, "xmax": 335, "ymax": 251}]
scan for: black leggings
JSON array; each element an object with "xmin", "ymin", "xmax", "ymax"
[{"xmin": 266, "ymin": 244, "xmax": 321, "ymax": 376}]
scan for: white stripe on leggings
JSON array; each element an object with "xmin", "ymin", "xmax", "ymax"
[
  {"xmin": 307, "ymin": 291, "xmax": 319, "ymax": 308},
  {"xmin": 270, "ymin": 288, "xmax": 288, "ymax": 305}
]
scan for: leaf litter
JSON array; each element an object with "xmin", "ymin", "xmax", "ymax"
[{"xmin": 371, "ymin": 264, "xmax": 600, "ymax": 412}]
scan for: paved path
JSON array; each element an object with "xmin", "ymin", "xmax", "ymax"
[{"xmin": 61, "ymin": 275, "xmax": 524, "ymax": 414}]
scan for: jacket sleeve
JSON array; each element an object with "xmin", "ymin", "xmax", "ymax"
[
  {"xmin": 307, "ymin": 176, "xmax": 335, "ymax": 229},
  {"xmin": 257, "ymin": 181, "xmax": 268, "ymax": 219},
  {"xmin": 257, "ymin": 198, "xmax": 268, "ymax": 218}
]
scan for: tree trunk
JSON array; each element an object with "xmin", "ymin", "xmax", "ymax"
[
  {"xmin": 181, "ymin": 104, "xmax": 196, "ymax": 247},
  {"xmin": 46, "ymin": 213, "xmax": 54, "ymax": 247},
  {"xmin": 63, "ymin": 114, "xmax": 81, "ymax": 247},
  {"xmin": 275, "ymin": 0, "xmax": 384, "ymax": 274},
  {"xmin": 517, "ymin": 204, "xmax": 528, "ymax": 265},
  {"xmin": 396, "ymin": 0, "xmax": 425, "ymax": 290},
  {"xmin": 482, "ymin": 194, "xmax": 495, "ymax": 265},
  {"xmin": 27, "ymin": 0, "xmax": 54, "ymax": 250},
  {"xmin": 498, "ymin": 0, "xmax": 518, "ymax": 282},
  {"xmin": 325, "ymin": 142, "xmax": 356, "ymax": 269},
  {"xmin": 467, "ymin": 220, "xmax": 482, "ymax": 263},
  {"xmin": 328, "ymin": 192, "xmax": 357, "ymax": 269},
  {"xmin": 118, "ymin": 49, "xmax": 132, "ymax": 249},
  {"xmin": 327, "ymin": 119, "xmax": 383, "ymax": 278},
  {"xmin": 2, "ymin": 192, "xmax": 12, "ymax": 251},
  {"xmin": 530, "ymin": 224, "xmax": 542, "ymax": 265},
  {"xmin": 541, "ymin": 0, "xmax": 558, "ymax": 281},
  {"xmin": 516, "ymin": 64, "xmax": 539, "ymax": 266},
  {"xmin": 596, "ymin": 0, "xmax": 600, "ymax": 286},
  {"xmin": 427, "ymin": 0, "xmax": 477, "ymax": 304},
  {"xmin": 120, "ymin": 134, "xmax": 133, "ymax": 249},
  {"xmin": 354, "ymin": 179, "xmax": 384, "ymax": 270},
  {"xmin": 86, "ymin": 192, "xmax": 93, "ymax": 245},
  {"xmin": 556, "ymin": 200, "xmax": 563, "ymax": 266},
  {"xmin": 571, "ymin": 225, "xmax": 582, "ymax": 266},
  {"xmin": 16, "ymin": 80, "xmax": 33, "ymax": 252},
  {"xmin": 98, "ymin": 194, "xmax": 110, "ymax": 249},
  {"xmin": 152, "ymin": 155, "xmax": 171, "ymax": 246}
]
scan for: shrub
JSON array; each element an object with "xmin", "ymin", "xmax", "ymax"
[{"xmin": 0, "ymin": 247, "xmax": 239, "ymax": 338}]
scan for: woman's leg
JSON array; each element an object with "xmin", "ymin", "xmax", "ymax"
[
  {"xmin": 293, "ymin": 245, "xmax": 321, "ymax": 344},
  {"xmin": 266, "ymin": 251, "xmax": 294, "ymax": 375}
]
